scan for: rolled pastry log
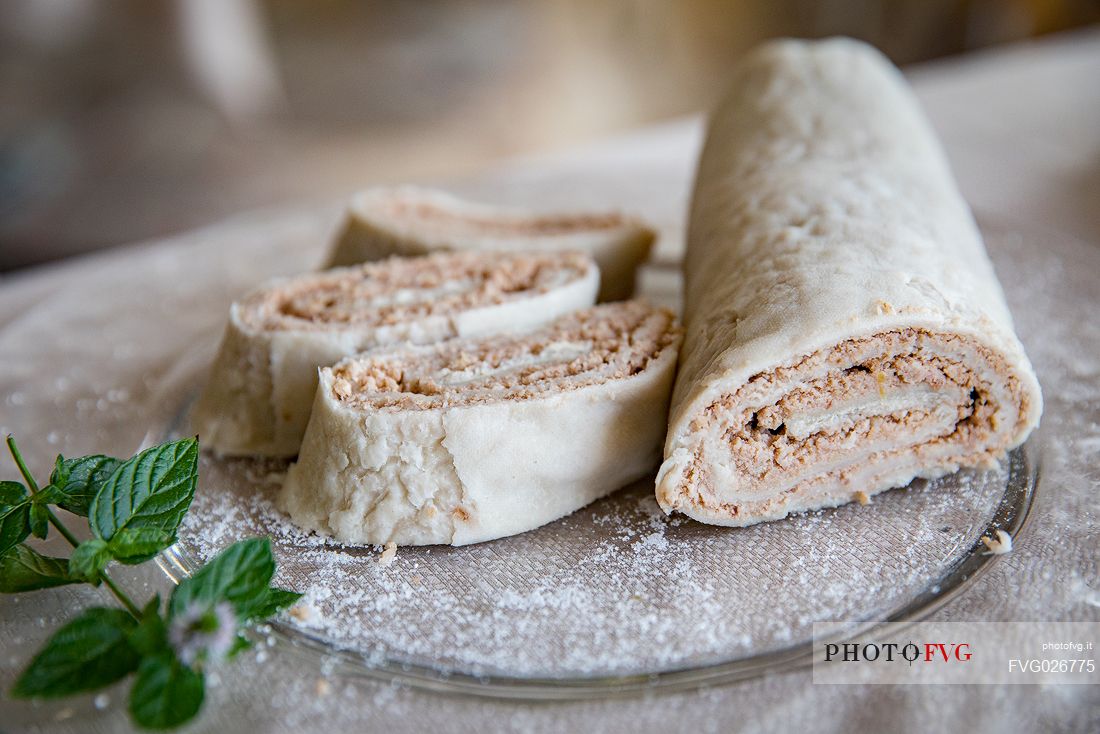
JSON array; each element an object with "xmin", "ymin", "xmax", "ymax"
[
  {"xmin": 193, "ymin": 250, "xmax": 599, "ymax": 458},
  {"xmin": 325, "ymin": 186, "xmax": 655, "ymax": 301},
  {"xmin": 278, "ymin": 301, "xmax": 681, "ymax": 546},
  {"xmin": 656, "ymin": 38, "xmax": 1042, "ymax": 526}
]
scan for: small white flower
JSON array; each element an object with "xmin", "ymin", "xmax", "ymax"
[{"xmin": 169, "ymin": 601, "xmax": 238, "ymax": 666}]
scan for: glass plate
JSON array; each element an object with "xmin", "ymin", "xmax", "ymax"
[{"xmin": 148, "ymin": 345, "xmax": 1039, "ymax": 700}]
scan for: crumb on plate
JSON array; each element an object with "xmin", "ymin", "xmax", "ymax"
[
  {"xmin": 379, "ymin": 541, "xmax": 397, "ymax": 565},
  {"xmin": 981, "ymin": 529, "xmax": 1013, "ymax": 555}
]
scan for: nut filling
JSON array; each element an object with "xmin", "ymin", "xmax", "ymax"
[
  {"xmin": 678, "ymin": 328, "xmax": 1033, "ymax": 517},
  {"xmin": 239, "ymin": 250, "xmax": 593, "ymax": 332},
  {"xmin": 379, "ymin": 198, "xmax": 627, "ymax": 238},
  {"xmin": 328, "ymin": 301, "xmax": 679, "ymax": 410}
]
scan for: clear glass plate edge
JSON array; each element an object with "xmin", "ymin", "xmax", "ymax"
[{"xmin": 143, "ymin": 342, "xmax": 1041, "ymax": 700}]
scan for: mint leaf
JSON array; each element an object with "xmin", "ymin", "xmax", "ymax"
[
  {"xmin": 28, "ymin": 503, "xmax": 49, "ymax": 539},
  {"xmin": 129, "ymin": 597, "xmax": 169, "ymax": 657},
  {"xmin": 11, "ymin": 607, "xmax": 140, "ymax": 698},
  {"xmin": 107, "ymin": 527, "xmax": 177, "ymax": 565},
  {"xmin": 241, "ymin": 586, "xmax": 303, "ymax": 621},
  {"xmin": 0, "ymin": 544, "xmax": 76, "ymax": 593},
  {"xmin": 169, "ymin": 538, "xmax": 275, "ymax": 621},
  {"xmin": 129, "ymin": 653, "xmax": 204, "ymax": 730},
  {"xmin": 49, "ymin": 455, "xmax": 122, "ymax": 517},
  {"xmin": 0, "ymin": 502, "xmax": 31, "ymax": 556},
  {"xmin": 34, "ymin": 484, "xmax": 67, "ymax": 505},
  {"xmin": 0, "ymin": 480, "xmax": 26, "ymax": 504},
  {"xmin": 69, "ymin": 539, "xmax": 111, "ymax": 585},
  {"xmin": 90, "ymin": 438, "xmax": 197, "ymax": 559}
]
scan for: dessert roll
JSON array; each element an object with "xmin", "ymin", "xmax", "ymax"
[
  {"xmin": 193, "ymin": 251, "xmax": 599, "ymax": 457},
  {"xmin": 656, "ymin": 38, "xmax": 1042, "ymax": 526},
  {"xmin": 326, "ymin": 186, "xmax": 655, "ymax": 301},
  {"xmin": 278, "ymin": 301, "xmax": 681, "ymax": 546}
]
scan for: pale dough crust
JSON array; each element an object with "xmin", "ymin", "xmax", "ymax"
[
  {"xmin": 193, "ymin": 251, "xmax": 599, "ymax": 457},
  {"xmin": 326, "ymin": 186, "xmax": 655, "ymax": 301},
  {"xmin": 656, "ymin": 38, "xmax": 1042, "ymax": 526},
  {"xmin": 278, "ymin": 301, "xmax": 681, "ymax": 546}
]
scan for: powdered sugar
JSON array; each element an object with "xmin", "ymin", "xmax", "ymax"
[{"xmin": 178, "ymin": 440, "xmax": 1016, "ymax": 678}]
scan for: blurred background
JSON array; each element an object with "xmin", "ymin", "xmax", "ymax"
[{"xmin": 1, "ymin": 0, "xmax": 1097, "ymax": 271}]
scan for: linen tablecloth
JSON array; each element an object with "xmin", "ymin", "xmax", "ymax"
[{"xmin": 2, "ymin": 28, "xmax": 1099, "ymax": 733}]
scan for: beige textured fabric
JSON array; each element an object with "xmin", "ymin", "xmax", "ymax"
[
  {"xmin": 1, "ymin": 30, "xmax": 1097, "ymax": 734},
  {"xmin": 658, "ymin": 39, "xmax": 1042, "ymax": 526},
  {"xmin": 326, "ymin": 186, "xmax": 655, "ymax": 301}
]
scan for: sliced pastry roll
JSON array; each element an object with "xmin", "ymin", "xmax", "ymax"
[
  {"xmin": 193, "ymin": 251, "xmax": 599, "ymax": 458},
  {"xmin": 326, "ymin": 186, "xmax": 655, "ymax": 301},
  {"xmin": 656, "ymin": 38, "xmax": 1042, "ymax": 526},
  {"xmin": 278, "ymin": 301, "xmax": 681, "ymax": 546}
]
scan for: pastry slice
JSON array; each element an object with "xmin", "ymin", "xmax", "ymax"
[
  {"xmin": 326, "ymin": 186, "xmax": 655, "ymax": 301},
  {"xmin": 193, "ymin": 250, "xmax": 598, "ymax": 457},
  {"xmin": 657, "ymin": 38, "xmax": 1042, "ymax": 526},
  {"xmin": 278, "ymin": 301, "xmax": 681, "ymax": 546}
]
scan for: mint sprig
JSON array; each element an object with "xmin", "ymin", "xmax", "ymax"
[
  {"xmin": 1, "ymin": 435, "xmax": 302, "ymax": 730},
  {"xmin": 50, "ymin": 454, "xmax": 122, "ymax": 517},
  {"xmin": 130, "ymin": 653, "xmax": 205, "ymax": 729},
  {"xmin": 91, "ymin": 440, "xmax": 198, "ymax": 564},
  {"xmin": 0, "ymin": 479, "xmax": 31, "ymax": 553},
  {"xmin": 11, "ymin": 607, "xmax": 142, "ymax": 698},
  {"xmin": 0, "ymin": 544, "xmax": 74, "ymax": 592}
]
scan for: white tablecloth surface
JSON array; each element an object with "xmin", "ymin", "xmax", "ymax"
[{"xmin": 2, "ymin": 28, "xmax": 1099, "ymax": 733}]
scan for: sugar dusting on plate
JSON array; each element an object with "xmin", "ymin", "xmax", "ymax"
[{"xmin": 179, "ymin": 451, "xmax": 1009, "ymax": 678}]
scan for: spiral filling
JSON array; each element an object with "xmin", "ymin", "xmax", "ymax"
[
  {"xmin": 238, "ymin": 250, "xmax": 593, "ymax": 332},
  {"xmin": 377, "ymin": 197, "xmax": 627, "ymax": 238},
  {"xmin": 327, "ymin": 301, "xmax": 680, "ymax": 410},
  {"xmin": 679, "ymin": 328, "xmax": 1031, "ymax": 516}
]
